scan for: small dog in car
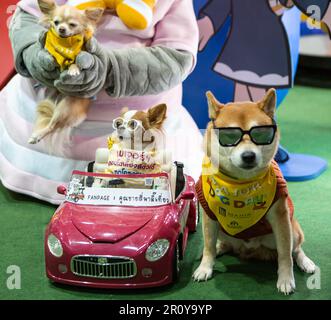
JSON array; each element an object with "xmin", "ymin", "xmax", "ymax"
[{"xmin": 93, "ymin": 103, "xmax": 173, "ymax": 177}]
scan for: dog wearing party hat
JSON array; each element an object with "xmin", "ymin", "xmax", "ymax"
[{"xmin": 193, "ymin": 89, "xmax": 316, "ymax": 295}]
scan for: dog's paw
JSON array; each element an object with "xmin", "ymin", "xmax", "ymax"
[
  {"xmin": 68, "ymin": 65, "xmax": 80, "ymax": 77},
  {"xmin": 277, "ymin": 274, "xmax": 296, "ymax": 295},
  {"xmin": 297, "ymin": 256, "xmax": 316, "ymax": 274},
  {"xmin": 28, "ymin": 135, "xmax": 39, "ymax": 144},
  {"xmin": 192, "ymin": 264, "xmax": 213, "ymax": 282}
]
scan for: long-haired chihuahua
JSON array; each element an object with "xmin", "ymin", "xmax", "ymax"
[{"xmin": 28, "ymin": 0, "xmax": 103, "ymax": 146}]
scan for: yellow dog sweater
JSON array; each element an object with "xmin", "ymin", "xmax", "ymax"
[
  {"xmin": 67, "ymin": 0, "xmax": 156, "ymax": 30},
  {"xmin": 44, "ymin": 28, "xmax": 92, "ymax": 70}
]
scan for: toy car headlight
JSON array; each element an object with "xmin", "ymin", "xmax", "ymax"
[
  {"xmin": 47, "ymin": 234, "xmax": 63, "ymax": 258},
  {"xmin": 145, "ymin": 239, "xmax": 170, "ymax": 262}
]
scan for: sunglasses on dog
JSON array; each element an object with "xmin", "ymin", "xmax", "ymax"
[
  {"xmin": 213, "ymin": 120, "xmax": 277, "ymax": 147},
  {"xmin": 112, "ymin": 117, "xmax": 142, "ymax": 132}
]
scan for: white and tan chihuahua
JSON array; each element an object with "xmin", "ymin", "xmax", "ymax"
[
  {"xmin": 28, "ymin": 0, "xmax": 103, "ymax": 145},
  {"xmin": 94, "ymin": 104, "xmax": 173, "ymax": 174},
  {"xmin": 193, "ymin": 89, "xmax": 316, "ymax": 295}
]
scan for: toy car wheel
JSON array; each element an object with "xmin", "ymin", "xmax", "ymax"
[{"xmin": 172, "ymin": 240, "xmax": 180, "ymax": 282}]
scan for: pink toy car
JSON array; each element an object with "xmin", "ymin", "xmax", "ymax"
[{"xmin": 45, "ymin": 165, "xmax": 198, "ymax": 288}]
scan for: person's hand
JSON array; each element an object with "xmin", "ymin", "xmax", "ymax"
[
  {"xmin": 22, "ymin": 31, "xmax": 60, "ymax": 87},
  {"xmin": 197, "ymin": 16, "xmax": 214, "ymax": 51},
  {"xmin": 54, "ymin": 38, "xmax": 110, "ymax": 98}
]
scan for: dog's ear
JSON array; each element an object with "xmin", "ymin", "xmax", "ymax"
[
  {"xmin": 206, "ymin": 91, "xmax": 224, "ymax": 119},
  {"xmin": 147, "ymin": 104, "xmax": 167, "ymax": 128},
  {"xmin": 85, "ymin": 7, "xmax": 104, "ymax": 23},
  {"xmin": 259, "ymin": 88, "xmax": 276, "ymax": 118},
  {"xmin": 120, "ymin": 107, "xmax": 129, "ymax": 117},
  {"xmin": 38, "ymin": 0, "xmax": 56, "ymax": 15}
]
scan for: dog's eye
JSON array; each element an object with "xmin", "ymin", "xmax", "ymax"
[
  {"xmin": 69, "ymin": 23, "xmax": 77, "ymax": 28},
  {"xmin": 54, "ymin": 20, "xmax": 59, "ymax": 26},
  {"xmin": 113, "ymin": 118, "xmax": 123, "ymax": 129},
  {"xmin": 128, "ymin": 120, "xmax": 138, "ymax": 130}
]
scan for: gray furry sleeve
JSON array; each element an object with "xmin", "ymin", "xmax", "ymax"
[
  {"xmin": 105, "ymin": 46, "xmax": 194, "ymax": 98},
  {"xmin": 8, "ymin": 8, "xmax": 44, "ymax": 77}
]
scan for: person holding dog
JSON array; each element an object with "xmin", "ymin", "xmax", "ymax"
[{"xmin": 0, "ymin": 0, "xmax": 203, "ymax": 204}]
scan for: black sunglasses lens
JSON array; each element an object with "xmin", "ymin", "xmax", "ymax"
[
  {"xmin": 250, "ymin": 127, "xmax": 275, "ymax": 145},
  {"xmin": 218, "ymin": 129, "xmax": 243, "ymax": 146}
]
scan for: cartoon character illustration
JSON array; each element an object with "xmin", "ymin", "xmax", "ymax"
[
  {"xmin": 197, "ymin": 0, "xmax": 295, "ymax": 103},
  {"xmin": 292, "ymin": 0, "xmax": 331, "ymax": 36},
  {"xmin": 183, "ymin": 0, "xmax": 327, "ymax": 181}
]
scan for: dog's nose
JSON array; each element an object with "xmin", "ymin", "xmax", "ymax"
[
  {"xmin": 59, "ymin": 27, "xmax": 66, "ymax": 34},
  {"xmin": 241, "ymin": 151, "xmax": 256, "ymax": 164},
  {"xmin": 117, "ymin": 126, "xmax": 125, "ymax": 132}
]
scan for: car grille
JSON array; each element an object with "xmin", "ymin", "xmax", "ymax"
[{"xmin": 71, "ymin": 256, "xmax": 137, "ymax": 279}]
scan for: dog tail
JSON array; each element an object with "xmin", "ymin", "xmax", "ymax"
[
  {"xmin": 36, "ymin": 99, "xmax": 56, "ymax": 126},
  {"xmin": 36, "ymin": 100, "xmax": 72, "ymax": 155}
]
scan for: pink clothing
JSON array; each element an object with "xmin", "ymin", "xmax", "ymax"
[
  {"xmin": 0, "ymin": 0, "xmax": 203, "ymax": 204},
  {"xmin": 19, "ymin": 0, "xmax": 198, "ymax": 57}
]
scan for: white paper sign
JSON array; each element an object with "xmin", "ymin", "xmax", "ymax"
[
  {"xmin": 107, "ymin": 149, "xmax": 161, "ymax": 174},
  {"xmin": 66, "ymin": 187, "xmax": 171, "ymax": 207}
]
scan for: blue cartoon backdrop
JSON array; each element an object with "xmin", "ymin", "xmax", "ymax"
[
  {"xmin": 183, "ymin": 0, "xmax": 327, "ymax": 181},
  {"xmin": 183, "ymin": 0, "xmax": 301, "ymax": 129}
]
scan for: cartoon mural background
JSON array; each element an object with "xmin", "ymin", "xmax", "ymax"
[
  {"xmin": 294, "ymin": 0, "xmax": 331, "ymax": 36},
  {"xmin": 183, "ymin": 0, "xmax": 301, "ymax": 128},
  {"xmin": 183, "ymin": 0, "xmax": 327, "ymax": 181}
]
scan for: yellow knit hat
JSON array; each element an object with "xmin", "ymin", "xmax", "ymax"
[{"xmin": 67, "ymin": 0, "xmax": 156, "ymax": 30}]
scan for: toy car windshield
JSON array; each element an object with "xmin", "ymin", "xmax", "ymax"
[{"xmin": 65, "ymin": 171, "xmax": 172, "ymax": 207}]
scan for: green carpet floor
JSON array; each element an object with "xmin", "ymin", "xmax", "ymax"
[{"xmin": 0, "ymin": 85, "xmax": 330, "ymax": 300}]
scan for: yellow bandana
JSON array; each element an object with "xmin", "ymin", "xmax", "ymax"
[
  {"xmin": 201, "ymin": 157, "xmax": 277, "ymax": 236},
  {"xmin": 45, "ymin": 28, "xmax": 92, "ymax": 70}
]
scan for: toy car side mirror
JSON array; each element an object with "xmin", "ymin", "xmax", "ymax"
[
  {"xmin": 177, "ymin": 191, "xmax": 195, "ymax": 202},
  {"xmin": 57, "ymin": 185, "xmax": 67, "ymax": 195}
]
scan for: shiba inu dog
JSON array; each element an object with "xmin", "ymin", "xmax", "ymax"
[
  {"xmin": 28, "ymin": 0, "xmax": 104, "ymax": 145},
  {"xmin": 193, "ymin": 89, "xmax": 316, "ymax": 295}
]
